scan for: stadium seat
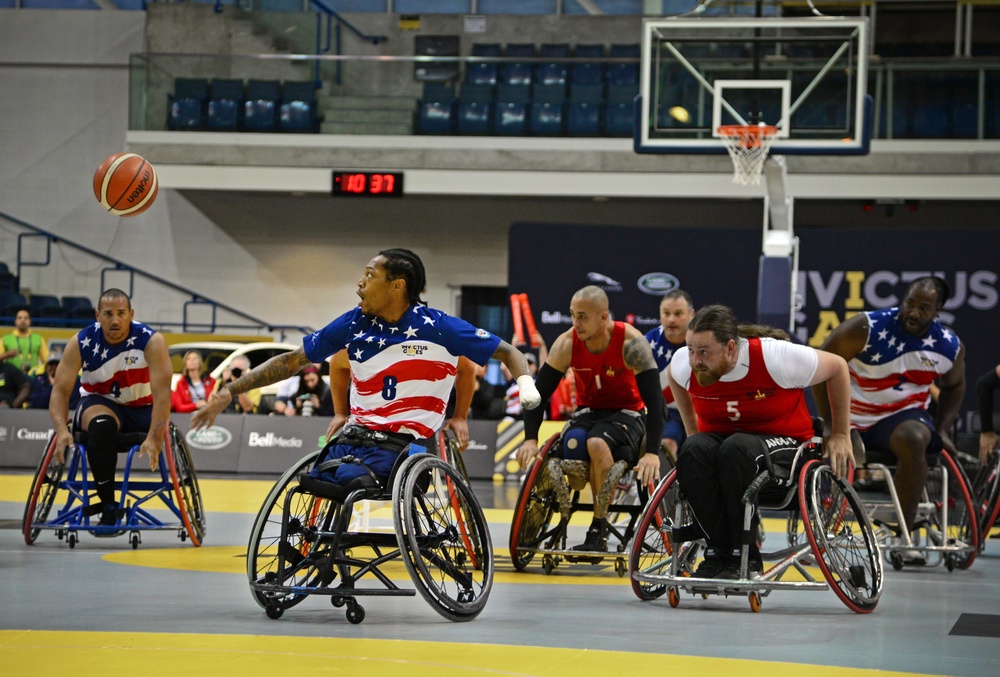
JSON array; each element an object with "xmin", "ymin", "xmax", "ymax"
[
  {"xmin": 604, "ymin": 82, "xmax": 639, "ymax": 137},
  {"xmin": 466, "ymin": 43, "xmax": 502, "ymax": 86},
  {"xmin": 279, "ymin": 81, "xmax": 319, "ymax": 133},
  {"xmin": 530, "ymin": 82, "xmax": 567, "ymax": 136},
  {"xmin": 494, "ymin": 83, "xmax": 531, "ymax": 135},
  {"xmin": 456, "ymin": 82, "xmax": 494, "ymax": 135},
  {"xmin": 0, "ymin": 262, "xmax": 16, "ymax": 293},
  {"xmin": 608, "ymin": 44, "xmax": 640, "ymax": 87},
  {"xmin": 1, "ymin": 292, "xmax": 28, "ymax": 320},
  {"xmin": 571, "ymin": 44, "xmax": 606, "ymax": 86},
  {"xmin": 244, "ymin": 79, "xmax": 281, "ymax": 132},
  {"xmin": 535, "ymin": 43, "xmax": 570, "ymax": 87},
  {"xmin": 206, "ymin": 79, "xmax": 245, "ymax": 131},
  {"xmin": 502, "ymin": 43, "xmax": 536, "ymax": 87},
  {"xmin": 567, "ymin": 82, "xmax": 604, "ymax": 136},
  {"xmin": 416, "ymin": 82, "xmax": 456, "ymax": 134},
  {"xmin": 167, "ymin": 78, "xmax": 208, "ymax": 131},
  {"xmin": 28, "ymin": 294, "xmax": 64, "ymax": 323},
  {"xmin": 61, "ymin": 296, "xmax": 96, "ymax": 320}
]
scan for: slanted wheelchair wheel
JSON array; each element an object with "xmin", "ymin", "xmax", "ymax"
[
  {"xmin": 799, "ymin": 460, "xmax": 883, "ymax": 614},
  {"xmin": 22, "ymin": 433, "xmax": 67, "ymax": 545},
  {"xmin": 973, "ymin": 453, "xmax": 1000, "ymax": 551},
  {"xmin": 393, "ymin": 454, "xmax": 494, "ymax": 622},
  {"xmin": 628, "ymin": 470, "xmax": 685, "ymax": 601},
  {"xmin": 509, "ymin": 435, "xmax": 558, "ymax": 571},
  {"xmin": 936, "ymin": 450, "xmax": 980, "ymax": 569},
  {"xmin": 247, "ymin": 450, "xmax": 322, "ymax": 610},
  {"xmin": 166, "ymin": 424, "xmax": 206, "ymax": 546},
  {"xmin": 438, "ymin": 431, "xmax": 482, "ymax": 561}
]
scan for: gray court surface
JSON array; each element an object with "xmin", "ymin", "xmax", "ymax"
[{"xmin": 2, "ymin": 476, "xmax": 999, "ymax": 676}]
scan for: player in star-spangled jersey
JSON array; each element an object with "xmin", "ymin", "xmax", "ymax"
[
  {"xmin": 816, "ymin": 276, "xmax": 966, "ymax": 536},
  {"xmin": 49, "ymin": 289, "xmax": 173, "ymax": 526},
  {"xmin": 193, "ymin": 248, "xmax": 540, "ymax": 486},
  {"xmin": 644, "ymin": 289, "xmax": 695, "ymax": 462}
]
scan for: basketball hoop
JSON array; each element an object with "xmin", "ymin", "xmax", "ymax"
[{"xmin": 717, "ymin": 124, "xmax": 779, "ymax": 186}]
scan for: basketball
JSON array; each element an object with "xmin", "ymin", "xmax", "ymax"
[{"xmin": 93, "ymin": 152, "xmax": 159, "ymax": 217}]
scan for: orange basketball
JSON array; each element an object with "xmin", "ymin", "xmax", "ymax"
[{"xmin": 93, "ymin": 152, "xmax": 159, "ymax": 217}]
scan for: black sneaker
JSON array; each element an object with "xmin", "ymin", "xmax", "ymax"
[
  {"xmin": 718, "ymin": 559, "xmax": 763, "ymax": 580},
  {"xmin": 692, "ymin": 548, "xmax": 727, "ymax": 578},
  {"xmin": 97, "ymin": 505, "xmax": 119, "ymax": 527},
  {"xmin": 568, "ymin": 520, "xmax": 608, "ymax": 563}
]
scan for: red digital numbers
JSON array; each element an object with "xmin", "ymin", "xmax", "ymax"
[{"xmin": 333, "ymin": 172, "xmax": 403, "ymax": 197}]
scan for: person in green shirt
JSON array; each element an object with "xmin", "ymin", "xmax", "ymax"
[{"xmin": 2, "ymin": 307, "xmax": 48, "ymax": 374}]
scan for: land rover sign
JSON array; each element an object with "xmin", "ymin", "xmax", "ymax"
[
  {"xmin": 637, "ymin": 272, "xmax": 680, "ymax": 295},
  {"xmin": 186, "ymin": 426, "xmax": 233, "ymax": 451}
]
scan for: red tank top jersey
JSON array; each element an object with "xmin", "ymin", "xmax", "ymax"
[
  {"xmin": 571, "ymin": 321, "xmax": 644, "ymax": 411},
  {"xmin": 687, "ymin": 337, "xmax": 814, "ymax": 441}
]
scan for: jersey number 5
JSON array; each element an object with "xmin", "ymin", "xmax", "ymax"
[{"xmin": 727, "ymin": 400, "xmax": 740, "ymax": 421}]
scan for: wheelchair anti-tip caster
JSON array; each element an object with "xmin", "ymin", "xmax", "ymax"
[
  {"xmin": 265, "ymin": 603, "xmax": 284, "ymax": 620},
  {"xmin": 346, "ymin": 600, "xmax": 366, "ymax": 625}
]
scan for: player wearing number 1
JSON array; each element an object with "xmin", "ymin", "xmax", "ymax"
[{"xmin": 192, "ymin": 248, "xmax": 539, "ymax": 486}]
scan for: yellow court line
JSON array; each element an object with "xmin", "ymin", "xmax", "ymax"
[{"xmin": 0, "ymin": 630, "xmax": 940, "ymax": 677}]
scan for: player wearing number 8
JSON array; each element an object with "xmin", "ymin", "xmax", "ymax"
[
  {"xmin": 667, "ymin": 305, "xmax": 852, "ymax": 578},
  {"xmin": 192, "ymin": 248, "xmax": 539, "ymax": 487}
]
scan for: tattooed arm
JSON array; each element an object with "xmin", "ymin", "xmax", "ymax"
[{"xmin": 191, "ymin": 348, "xmax": 312, "ymax": 429}]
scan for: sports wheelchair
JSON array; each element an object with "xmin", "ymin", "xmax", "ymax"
[
  {"xmin": 22, "ymin": 422, "xmax": 205, "ymax": 549},
  {"xmin": 970, "ymin": 450, "xmax": 1000, "ymax": 551},
  {"xmin": 509, "ymin": 430, "xmax": 666, "ymax": 577},
  {"xmin": 856, "ymin": 436, "xmax": 980, "ymax": 571},
  {"xmin": 246, "ymin": 430, "xmax": 492, "ymax": 624},
  {"xmin": 628, "ymin": 429, "xmax": 883, "ymax": 613}
]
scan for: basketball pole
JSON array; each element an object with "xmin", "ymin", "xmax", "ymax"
[{"xmin": 757, "ymin": 155, "xmax": 798, "ymax": 334}]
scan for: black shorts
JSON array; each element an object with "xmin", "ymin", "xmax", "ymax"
[{"xmin": 556, "ymin": 407, "xmax": 646, "ymax": 466}]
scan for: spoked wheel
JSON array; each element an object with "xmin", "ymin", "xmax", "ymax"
[
  {"xmin": 799, "ymin": 460, "xmax": 883, "ymax": 614},
  {"xmin": 628, "ymin": 469, "xmax": 687, "ymax": 601},
  {"xmin": 509, "ymin": 434, "xmax": 559, "ymax": 571},
  {"xmin": 935, "ymin": 450, "xmax": 981, "ymax": 569},
  {"xmin": 22, "ymin": 433, "xmax": 67, "ymax": 545},
  {"xmin": 972, "ymin": 452, "xmax": 1000, "ymax": 551},
  {"xmin": 166, "ymin": 424, "xmax": 206, "ymax": 546},
  {"xmin": 438, "ymin": 430, "xmax": 482, "ymax": 564},
  {"xmin": 394, "ymin": 455, "xmax": 494, "ymax": 622},
  {"xmin": 246, "ymin": 450, "xmax": 322, "ymax": 610}
]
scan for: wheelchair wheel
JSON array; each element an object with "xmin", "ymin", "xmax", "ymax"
[
  {"xmin": 394, "ymin": 454, "xmax": 494, "ymax": 622},
  {"xmin": 628, "ymin": 469, "xmax": 686, "ymax": 601},
  {"xmin": 22, "ymin": 433, "xmax": 67, "ymax": 545},
  {"xmin": 509, "ymin": 435, "xmax": 558, "ymax": 571},
  {"xmin": 437, "ymin": 431, "xmax": 483, "ymax": 565},
  {"xmin": 799, "ymin": 460, "xmax": 883, "ymax": 614},
  {"xmin": 166, "ymin": 424, "xmax": 206, "ymax": 546},
  {"xmin": 972, "ymin": 453, "xmax": 1000, "ymax": 550},
  {"xmin": 438, "ymin": 429, "xmax": 471, "ymax": 485},
  {"xmin": 247, "ymin": 449, "xmax": 322, "ymax": 610},
  {"xmin": 935, "ymin": 450, "xmax": 980, "ymax": 569}
]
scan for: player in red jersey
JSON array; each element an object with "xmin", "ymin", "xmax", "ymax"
[
  {"xmin": 668, "ymin": 305, "xmax": 852, "ymax": 579},
  {"xmin": 516, "ymin": 285, "xmax": 665, "ymax": 554}
]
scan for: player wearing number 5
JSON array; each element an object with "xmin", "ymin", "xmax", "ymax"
[
  {"xmin": 193, "ymin": 248, "xmax": 539, "ymax": 487},
  {"xmin": 48, "ymin": 289, "xmax": 173, "ymax": 527}
]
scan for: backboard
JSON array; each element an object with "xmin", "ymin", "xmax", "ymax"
[{"xmin": 636, "ymin": 16, "xmax": 871, "ymax": 155}]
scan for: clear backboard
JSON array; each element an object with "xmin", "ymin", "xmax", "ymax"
[{"xmin": 636, "ymin": 16, "xmax": 871, "ymax": 155}]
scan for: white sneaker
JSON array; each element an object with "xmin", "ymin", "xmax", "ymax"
[{"xmin": 890, "ymin": 536, "xmax": 926, "ymax": 566}]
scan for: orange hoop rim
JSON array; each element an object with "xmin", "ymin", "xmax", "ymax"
[{"xmin": 717, "ymin": 124, "xmax": 779, "ymax": 147}]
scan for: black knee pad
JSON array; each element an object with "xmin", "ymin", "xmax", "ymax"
[{"xmin": 88, "ymin": 415, "xmax": 119, "ymax": 449}]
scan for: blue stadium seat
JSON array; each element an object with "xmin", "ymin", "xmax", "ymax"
[
  {"xmin": 168, "ymin": 78, "xmax": 208, "ymax": 131},
  {"xmin": 244, "ymin": 79, "xmax": 281, "ymax": 132},
  {"xmin": 604, "ymin": 82, "xmax": 638, "ymax": 137},
  {"xmin": 1, "ymin": 292, "xmax": 28, "ymax": 321},
  {"xmin": 493, "ymin": 83, "xmax": 531, "ymax": 135},
  {"xmin": 0, "ymin": 262, "xmax": 16, "ymax": 293},
  {"xmin": 456, "ymin": 83, "xmax": 494, "ymax": 135},
  {"xmin": 572, "ymin": 44, "xmax": 606, "ymax": 86},
  {"xmin": 28, "ymin": 294, "xmax": 64, "ymax": 323},
  {"xmin": 416, "ymin": 82, "xmax": 456, "ymax": 134},
  {"xmin": 535, "ymin": 43, "xmax": 570, "ymax": 87},
  {"xmin": 61, "ymin": 296, "xmax": 96, "ymax": 321},
  {"xmin": 466, "ymin": 43, "xmax": 502, "ymax": 86},
  {"xmin": 530, "ymin": 83, "xmax": 567, "ymax": 136},
  {"xmin": 206, "ymin": 79, "xmax": 245, "ymax": 131},
  {"xmin": 280, "ymin": 81, "xmax": 319, "ymax": 133},
  {"xmin": 608, "ymin": 43, "xmax": 640, "ymax": 87},
  {"xmin": 567, "ymin": 83, "xmax": 604, "ymax": 136},
  {"xmin": 502, "ymin": 43, "xmax": 536, "ymax": 87}
]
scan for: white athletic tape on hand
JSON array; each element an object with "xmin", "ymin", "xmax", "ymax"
[{"xmin": 517, "ymin": 375, "xmax": 541, "ymax": 410}]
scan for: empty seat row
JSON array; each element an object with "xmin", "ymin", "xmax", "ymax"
[
  {"xmin": 168, "ymin": 78, "xmax": 319, "ymax": 133},
  {"xmin": 0, "ymin": 291, "xmax": 95, "ymax": 326},
  {"xmin": 464, "ymin": 43, "xmax": 639, "ymax": 89},
  {"xmin": 415, "ymin": 81, "xmax": 639, "ymax": 137}
]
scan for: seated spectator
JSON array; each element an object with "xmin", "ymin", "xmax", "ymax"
[
  {"xmin": 549, "ymin": 366, "xmax": 577, "ymax": 421},
  {"xmin": 470, "ymin": 363, "xmax": 506, "ymax": 420},
  {"xmin": 2, "ymin": 307, "xmax": 48, "ymax": 374},
  {"xmin": 214, "ymin": 355, "xmax": 260, "ymax": 414},
  {"xmin": 0, "ymin": 356, "xmax": 32, "ymax": 408},
  {"xmin": 29, "ymin": 353, "xmax": 80, "ymax": 410},
  {"xmin": 171, "ymin": 350, "xmax": 216, "ymax": 413},
  {"xmin": 271, "ymin": 372, "xmax": 301, "ymax": 416},
  {"xmin": 291, "ymin": 364, "xmax": 333, "ymax": 417}
]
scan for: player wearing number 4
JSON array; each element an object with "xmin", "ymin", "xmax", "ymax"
[
  {"xmin": 48, "ymin": 289, "xmax": 173, "ymax": 527},
  {"xmin": 193, "ymin": 248, "xmax": 539, "ymax": 487}
]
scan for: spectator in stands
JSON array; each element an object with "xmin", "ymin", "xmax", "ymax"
[
  {"xmin": 978, "ymin": 363, "xmax": 1000, "ymax": 464},
  {"xmin": 28, "ymin": 353, "xmax": 80, "ymax": 410},
  {"xmin": 0, "ymin": 356, "xmax": 32, "ymax": 408},
  {"xmin": 2, "ymin": 307, "xmax": 48, "ymax": 374},
  {"xmin": 500, "ymin": 331, "xmax": 546, "ymax": 420},
  {"xmin": 171, "ymin": 350, "xmax": 216, "ymax": 413},
  {"xmin": 215, "ymin": 355, "xmax": 259, "ymax": 414},
  {"xmin": 470, "ymin": 363, "xmax": 506, "ymax": 420},
  {"xmin": 549, "ymin": 367, "xmax": 577, "ymax": 421},
  {"xmin": 271, "ymin": 368, "xmax": 303, "ymax": 416},
  {"xmin": 291, "ymin": 364, "xmax": 334, "ymax": 417}
]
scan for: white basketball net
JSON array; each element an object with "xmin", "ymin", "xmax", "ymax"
[{"xmin": 718, "ymin": 125, "xmax": 778, "ymax": 186}]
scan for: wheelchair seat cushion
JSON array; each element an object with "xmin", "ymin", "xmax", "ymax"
[{"xmin": 298, "ymin": 473, "xmax": 383, "ymax": 502}]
